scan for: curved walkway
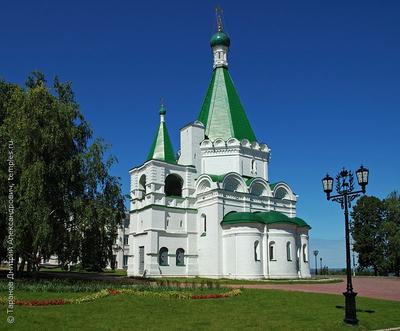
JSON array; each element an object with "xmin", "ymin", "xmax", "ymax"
[{"xmin": 229, "ymin": 277, "xmax": 400, "ymax": 302}]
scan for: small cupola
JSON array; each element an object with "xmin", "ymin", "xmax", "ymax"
[
  {"xmin": 146, "ymin": 101, "xmax": 176, "ymax": 164},
  {"xmin": 211, "ymin": 7, "xmax": 230, "ymax": 69}
]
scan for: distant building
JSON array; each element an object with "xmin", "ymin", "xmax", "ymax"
[
  {"xmin": 127, "ymin": 13, "xmax": 311, "ymax": 279},
  {"xmin": 111, "ymin": 214, "xmax": 130, "ymax": 270}
]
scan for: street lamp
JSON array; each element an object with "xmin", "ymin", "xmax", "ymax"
[
  {"xmin": 320, "ymin": 257, "xmax": 323, "ymax": 275},
  {"xmin": 313, "ymin": 250, "xmax": 319, "ymax": 276},
  {"xmin": 321, "ymin": 166, "xmax": 369, "ymax": 325}
]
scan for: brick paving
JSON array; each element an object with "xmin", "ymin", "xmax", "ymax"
[{"xmin": 228, "ymin": 277, "xmax": 400, "ymax": 302}]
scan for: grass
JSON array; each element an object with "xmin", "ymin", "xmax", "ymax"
[
  {"xmin": 0, "ymin": 278, "xmax": 134, "ymax": 293},
  {"xmin": 11, "ymin": 291, "xmax": 90, "ymax": 301},
  {"xmin": 0, "ymin": 278, "xmax": 224, "ymax": 293},
  {"xmin": 153, "ymin": 276, "xmax": 343, "ymax": 285},
  {"xmin": 1, "ymin": 289, "xmax": 399, "ymax": 330},
  {"xmin": 39, "ymin": 267, "xmax": 128, "ymax": 277}
]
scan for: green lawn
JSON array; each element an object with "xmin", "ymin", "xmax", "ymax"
[
  {"xmin": 155, "ymin": 276, "xmax": 343, "ymax": 285},
  {"xmin": 1, "ymin": 289, "xmax": 399, "ymax": 330},
  {"xmin": 12, "ymin": 291, "xmax": 89, "ymax": 300},
  {"xmin": 31, "ymin": 268, "xmax": 342, "ymax": 285},
  {"xmin": 39, "ymin": 267, "xmax": 128, "ymax": 277}
]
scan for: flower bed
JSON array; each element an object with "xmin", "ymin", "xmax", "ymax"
[
  {"xmin": 191, "ymin": 289, "xmax": 241, "ymax": 299},
  {"xmin": 1, "ymin": 288, "xmax": 241, "ymax": 306},
  {"xmin": 15, "ymin": 299, "xmax": 67, "ymax": 306}
]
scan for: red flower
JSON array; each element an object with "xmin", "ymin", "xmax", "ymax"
[
  {"xmin": 107, "ymin": 289, "xmax": 121, "ymax": 296},
  {"xmin": 15, "ymin": 299, "xmax": 67, "ymax": 306}
]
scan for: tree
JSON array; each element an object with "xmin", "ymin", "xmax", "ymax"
[
  {"xmin": 351, "ymin": 196, "xmax": 385, "ymax": 275},
  {"xmin": 0, "ymin": 72, "xmax": 125, "ymax": 272},
  {"xmin": 382, "ymin": 192, "xmax": 400, "ymax": 276}
]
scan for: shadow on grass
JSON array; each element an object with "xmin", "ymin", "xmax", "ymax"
[{"xmin": 335, "ymin": 305, "xmax": 375, "ymax": 313}]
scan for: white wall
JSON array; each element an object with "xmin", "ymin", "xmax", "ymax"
[
  {"xmin": 178, "ymin": 122, "xmax": 204, "ymax": 173},
  {"xmin": 222, "ymin": 226, "xmax": 264, "ymax": 279},
  {"xmin": 267, "ymin": 225, "xmax": 299, "ymax": 278}
]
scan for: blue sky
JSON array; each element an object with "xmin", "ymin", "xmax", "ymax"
[{"xmin": 1, "ymin": 0, "xmax": 399, "ymax": 268}]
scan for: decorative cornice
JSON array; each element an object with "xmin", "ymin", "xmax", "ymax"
[{"xmin": 130, "ymin": 204, "xmax": 197, "ymax": 213}]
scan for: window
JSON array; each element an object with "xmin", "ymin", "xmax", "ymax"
[
  {"xmin": 254, "ymin": 241, "xmax": 260, "ymax": 261},
  {"xmin": 303, "ymin": 244, "xmax": 308, "ymax": 262},
  {"xmin": 275, "ymin": 187, "xmax": 289, "ymax": 199},
  {"xmin": 124, "ymin": 234, "xmax": 129, "ymax": 245},
  {"xmin": 251, "ymin": 159, "xmax": 257, "ymax": 174},
  {"xmin": 139, "ymin": 174, "xmax": 147, "ymax": 198},
  {"xmin": 165, "ymin": 174, "xmax": 183, "ymax": 197},
  {"xmin": 286, "ymin": 242, "xmax": 292, "ymax": 261},
  {"xmin": 179, "ymin": 220, "xmax": 183, "ymax": 228},
  {"xmin": 159, "ymin": 247, "xmax": 168, "ymax": 266},
  {"xmin": 123, "ymin": 255, "xmax": 128, "ymax": 268},
  {"xmin": 201, "ymin": 214, "xmax": 207, "ymax": 233},
  {"xmin": 176, "ymin": 248, "xmax": 185, "ymax": 266},
  {"xmin": 269, "ymin": 242, "xmax": 276, "ymax": 261}
]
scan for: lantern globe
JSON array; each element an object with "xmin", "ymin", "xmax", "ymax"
[
  {"xmin": 356, "ymin": 166, "xmax": 369, "ymax": 186},
  {"xmin": 322, "ymin": 174, "xmax": 334, "ymax": 194}
]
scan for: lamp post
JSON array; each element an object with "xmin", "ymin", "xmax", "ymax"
[
  {"xmin": 313, "ymin": 250, "xmax": 319, "ymax": 276},
  {"xmin": 320, "ymin": 257, "xmax": 323, "ymax": 275},
  {"xmin": 322, "ymin": 166, "xmax": 369, "ymax": 325}
]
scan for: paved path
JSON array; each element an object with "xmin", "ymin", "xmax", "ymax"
[{"xmin": 229, "ymin": 277, "xmax": 400, "ymax": 302}]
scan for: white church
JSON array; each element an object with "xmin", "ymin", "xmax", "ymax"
[{"xmin": 127, "ymin": 14, "xmax": 311, "ymax": 279}]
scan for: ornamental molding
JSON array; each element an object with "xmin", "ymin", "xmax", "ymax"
[{"xmin": 200, "ymin": 138, "xmax": 271, "ymax": 155}]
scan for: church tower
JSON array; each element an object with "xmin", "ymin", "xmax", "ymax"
[{"xmin": 193, "ymin": 8, "xmax": 270, "ymax": 180}]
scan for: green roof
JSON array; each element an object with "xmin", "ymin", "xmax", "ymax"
[
  {"xmin": 208, "ymin": 174, "xmax": 225, "ymax": 183},
  {"xmin": 269, "ymin": 183, "xmax": 278, "ymax": 190},
  {"xmin": 146, "ymin": 120, "xmax": 176, "ymax": 164},
  {"xmin": 205, "ymin": 174, "xmax": 257, "ymax": 185},
  {"xmin": 210, "ymin": 31, "xmax": 231, "ymax": 47},
  {"xmin": 198, "ymin": 67, "xmax": 256, "ymax": 142},
  {"xmin": 243, "ymin": 176, "xmax": 255, "ymax": 186},
  {"xmin": 221, "ymin": 211, "xmax": 311, "ymax": 228}
]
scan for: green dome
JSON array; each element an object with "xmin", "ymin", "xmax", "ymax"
[
  {"xmin": 159, "ymin": 104, "xmax": 166, "ymax": 115},
  {"xmin": 210, "ymin": 31, "xmax": 230, "ymax": 48}
]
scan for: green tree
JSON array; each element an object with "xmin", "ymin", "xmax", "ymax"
[
  {"xmin": 382, "ymin": 192, "xmax": 400, "ymax": 276},
  {"xmin": 351, "ymin": 196, "xmax": 385, "ymax": 275},
  {"xmin": 0, "ymin": 72, "xmax": 125, "ymax": 272}
]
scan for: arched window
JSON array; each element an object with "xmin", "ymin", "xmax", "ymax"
[
  {"xmin": 275, "ymin": 187, "xmax": 288, "ymax": 199},
  {"xmin": 201, "ymin": 214, "xmax": 207, "ymax": 233},
  {"xmin": 269, "ymin": 241, "xmax": 276, "ymax": 261},
  {"xmin": 165, "ymin": 174, "xmax": 183, "ymax": 197},
  {"xmin": 139, "ymin": 174, "xmax": 147, "ymax": 198},
  {"xmin": 224, "ymin": 177, "xmax": 243, "ymax": 193},
  {"xmin": 176, "ymin": 248, "xmax": 185, "ymax": 266},
  {"xmin": 287, "ymin": 242, "xmax": 292, "ymax": 261},
  {"xmin": 303, "ymin": 244, "xmax": 308, "ymax": 262},
  {"xmin": 159, "ymin": 247, "xmax": 168, "ymax": 266},
  {"xmin": 254, "ymin": 241, "xmax": 260, "ymax": 261},
  {"xmin": 250, "ymin": 183, "xmax": 267, "ymax": 197}
]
